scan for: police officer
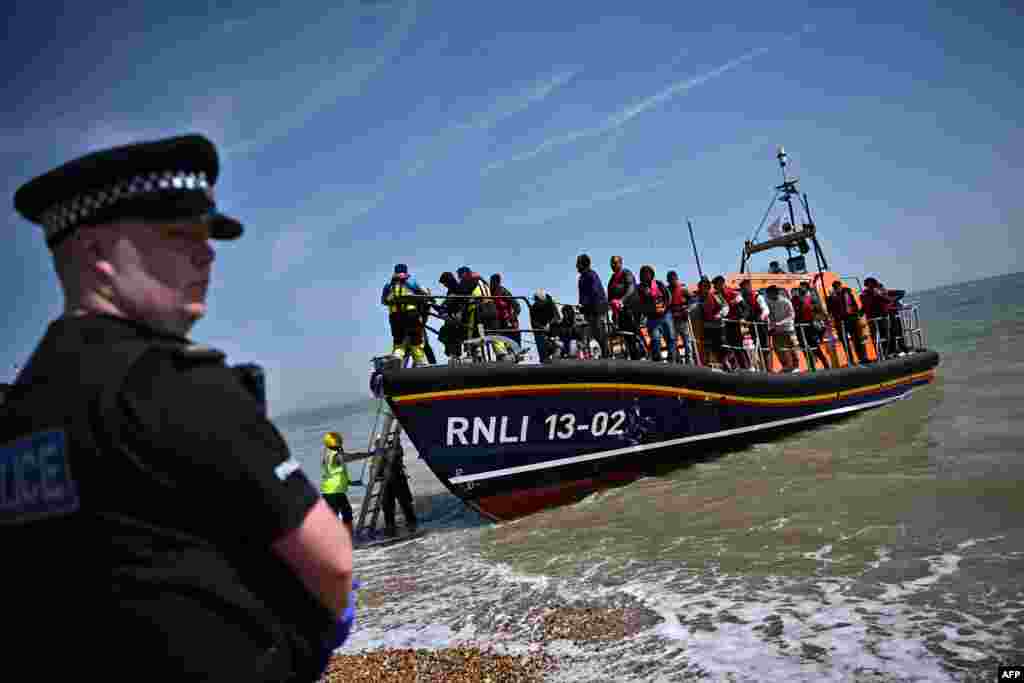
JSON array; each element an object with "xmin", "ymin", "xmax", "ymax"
[{"xmin": 2, "ymin": 134, "xmax": 355, "ymax": 681}]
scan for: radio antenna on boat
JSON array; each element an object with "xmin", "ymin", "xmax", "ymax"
[
  {"xmin": 687, "ymin": 218, "xmax": 704, "ymax": 280},
  {"xmin": 740, "ymin": 146, "xmax": 832, "ymax": 275}
]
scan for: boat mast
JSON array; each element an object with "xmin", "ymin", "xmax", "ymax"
[
  {"xmin": 776, "ymin": 146, "xmax": 798, "ymax": 264},
  {"xmin": 741, "ymin": 147, "xmax": 831, "ymax": 277}
]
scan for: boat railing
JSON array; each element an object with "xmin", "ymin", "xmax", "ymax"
[
  {"xmin": 397, "ymin": 293, "xmax": 536, "ymax": 364},
  {"xmin": 716, "ymin": 319, "xmax": 813, "ymax": 373},
  {"xmin": 866, "ymin": 304, "xmax": 924, "ymax": 360},
  {"xmin": 382, "ymin": 294, "xmax": 927, "ymax": 371}
]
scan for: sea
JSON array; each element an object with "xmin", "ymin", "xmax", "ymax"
[{"xmin": 275, "ymin": 271, "xmax": 1024, "ymax": 682}]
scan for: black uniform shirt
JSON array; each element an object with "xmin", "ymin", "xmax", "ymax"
[{"xmin": 1, "ymin": 314, "xmax": 328, "ymax": 681}]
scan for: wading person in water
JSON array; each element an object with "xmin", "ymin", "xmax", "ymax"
[{"xmin": 2, "ymin": 134, "xmax": 356, "ymax": 681}]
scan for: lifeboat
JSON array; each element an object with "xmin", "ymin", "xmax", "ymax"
[{"xmin": 374, "ymin": 149, "xmax": 940, "ymax": 522}]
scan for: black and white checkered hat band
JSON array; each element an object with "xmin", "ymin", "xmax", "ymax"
[{"xmin": 40, "ymin": 170, "xmax": 211, "ymax": 240}]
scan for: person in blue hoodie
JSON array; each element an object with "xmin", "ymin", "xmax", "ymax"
[
  {"xmin": 381, "ymin": 264, "xmax": 429, "ymax": 367},
  {"xmin": 576, "ymin": 254, "xmax": 609, "ymax": 358}
]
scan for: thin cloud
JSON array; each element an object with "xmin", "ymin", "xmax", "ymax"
[
  {"xmin": 502, "ymin": 177, "xmax": 669, "ymax": 227},
  {"xmin": 483, "ymin": 38, "xmax": 792, "ymax": 174},
  {"xmin": 268, "ymin": 191, "xmax": 390, "ymax": 279},
  {"xmin": 399, "ymin": 66, "xmax": 580, "ymax": 179},
  {"xmin": 461, "ymin": 68, "xmax": 580, "ymax": 131},
  {"xmin": 226, "ymin": 0, "xmax": 419, "ymax": 157}
]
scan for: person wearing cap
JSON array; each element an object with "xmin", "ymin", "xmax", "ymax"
[
  {"xmin": 528, "ymin": 288, "xmax": 561, "ymax": 363},
  {"xmin": 381, "ymin": 263, "xmax": 429, "ymax": 368},
  {"xmin": 2, "ymin": 134, "xmax": 355, "ymax": 681}
]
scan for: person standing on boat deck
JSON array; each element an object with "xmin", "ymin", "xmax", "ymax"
[
  {"xmin": 622, "ymin": 265, "xmax": 677, "ymax": 362},
  {"xmin": 382, "ymin": 264, "xmax": 429, "ymax": 367},
  {"xmin": 719, "ymin": 276, "xmax": 751, "ymax": 371},
  {"xmin": 2, "ymin": 133, "xmax": 356, "ymax": 682},
  {"xmin": 436, "ymin": 271, "xmax": 466, "ymax": 359},
  {"xmin": 667, "ymin": 271, "xmax": 695, "ymax": 364},
  {"xmin": 551, "ymin": 304, "xmax": 586, "ymax": 358},
  {"xmin": 529, "ymin": 288, "xmax": 561, "ymax": 363},
  {"xmin": 380, "ymin": 439, "xmax": 418, "ymax": 537},
  {"xmin": 766, "ymin": 285, "xmax": 800, "ymax": 372},
  {"xmin": 741, "ymin": 279, "xmax": 772, "ymax": 371},
  {"xmin": 860, "ymin": 277, "xmax": 909, "ymax": 358},
  {"xmin": 577, "ymin": 254, "xmax": 610, "ymax": 358},
  {"xmin": 321, "ymin": 431, "xmax": 356, "ymax": 537},
  {"xmin": 417, "ymin": 285, "xmax": 438, "ymax": 365},
  {"xmin": 792, "ymin": 281, "xmax": 830, "ymax": 370},
  {"xmin": 459, "ymin": 267, "xmax": 509, "ymax": 362},
  {"xmin": 828, "ymin": 281, "xmax": 868, "ymax": 364},
  {"xmin": 876, "ymin": 280, "xmax": 911, "ymax": 355},
  {"xmin": 692, "ymin": 277, "xmax": 713, "ymax": 365},
  {"xmin": 607, "ymin": 256, "xmax": 645, "ymax": 360},
  {"xmin": 490, "ymin": 273, "xmax": 521, "ymax": 350}
]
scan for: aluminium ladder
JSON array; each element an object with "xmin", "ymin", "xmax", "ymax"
[{"xmin": 353, "ymin": 406, "xmax": 403, "ymax": 537}]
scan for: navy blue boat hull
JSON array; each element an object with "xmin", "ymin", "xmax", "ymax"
[{"xmin": 382, "ymin": 351, "xmax": 939, "ymax": 521}]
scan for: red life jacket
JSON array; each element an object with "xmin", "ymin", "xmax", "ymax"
[
  {"xmin": 743, "ymin": 289, "xmax": 765, "ymax": 320},
  {"xmin": 791, "ymin": 293, "xmax": 813, "ymax": 322},
  {"xmin": 877, "ymin": 287, "xmax": 900, "ymax": 314},
  {"xmin": 861, "ymin": 287, "xmax": 894, "ymax": 318},
  {"xmin": 724, "ymin": 287, "xmax": 744, "ymax": 320},
  {"xmin": 703, "ymin": 291, "xmax": 724, "ymax": 321},
  {"xmin": 493, "ymin": 287, "xmax": 516, "ymax": 324},
  {"xmin": 607, "ymin": 269, "xmax": 628, "ymax": 300},
  {"xmin": 830, "ymin": 288, "xmax": 859, "ymax": 318},
  {"xmin": 669, "ymin": 283, "xmax": 689, "ymax": 316}
]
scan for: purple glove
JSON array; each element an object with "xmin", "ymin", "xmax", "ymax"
[{"xmin": 317, "ymin": 580, "xmax": 360, "ymax": 674}]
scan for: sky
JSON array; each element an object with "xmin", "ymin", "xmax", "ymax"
[{"xmin": 2, "ymin": 0, "xmax": 1021, "ymax": 417}]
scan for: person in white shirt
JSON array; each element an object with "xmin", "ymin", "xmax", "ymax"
[{"xmin": 765, "ymin": 285, "xmax": 800, "ymax": 372}]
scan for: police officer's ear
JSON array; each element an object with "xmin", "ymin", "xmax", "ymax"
[{"xmin": 53, "ymin": 224, "xmax": 113, "ymax": 284}]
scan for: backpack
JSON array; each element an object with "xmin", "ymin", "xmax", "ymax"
[{"xmin": 476, "ymin": 280, "xmax": 498, "ymax": 324}]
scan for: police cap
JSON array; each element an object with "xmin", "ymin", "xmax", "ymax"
[{"xmin": 14, "ymin": 133, "xmax": 243, "ymax": 249}]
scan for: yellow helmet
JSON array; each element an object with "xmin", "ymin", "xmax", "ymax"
[{"xmin": 322, "ymin": 431, "xmax": 343, "ymax": 449}]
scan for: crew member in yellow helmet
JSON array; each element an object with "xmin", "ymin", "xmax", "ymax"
[{"xmin": 321, "ymin": 431, "xmax": 354, "ymax": 536}]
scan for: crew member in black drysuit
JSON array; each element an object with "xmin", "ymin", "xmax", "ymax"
[
  {"xmin": 436, "ymin": 271, "xmax": 466, "ymax": 358},
  {"xmin": 380, "ymin": 440, "xmax": 417, "ymax": 537},
  {"xmin": 529, "ymin": 289, "xmax": 561, "ymax": 363}
]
